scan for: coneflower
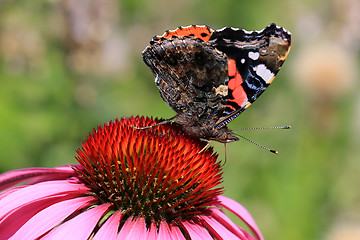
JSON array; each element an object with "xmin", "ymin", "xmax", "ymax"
[{"xmin": 0, "ymin": 116, "xmax": 263, "ymax": 240}]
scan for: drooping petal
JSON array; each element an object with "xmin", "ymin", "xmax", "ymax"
[
  {"xmin": 93, "ymin": 210, "xmax": 123, "ymax": 240},
  {"xmin": 218, "ymin": 195, "xmax": 264, "ymax": 240},
  {"xmin": 207, "ymin": 208, "xmax": 253, "ymax": 239},
  {"xmin": 179, "ymin": 220, "xmax": 213, "ymax": 240},
  {"xmin": 0, "ymin": 195, "xmax": 72, "ymax": 240},
  {"xmin": 26, "ymin": 166, "xmax": 79, "ymax": 185},
  {"xmin": 145, "ymin": 222, "xmax": 158, "ymax": 240},
  {"xmin": 0, "ymin": 186, "xmax": 24, "ymax": 200},
  {"xmin": 0, "ymin": 180, "xmax": 90, "ymax": 218},
  {"xmin": 42, "ymin": 203, "xmax": 112, "ymax": 240},
  {"xmin": 117, "ymin": 217, "xmax": 147, "ymax": 240},
  {"xmin": 0, "ymin": 167, "xmax": 77, "ymax": 191},
  {"xmin": 116, "ymin": 217, "xmax": 134, "ymax": 239},
  {"xmin": 158, "ymin": 220, "xmax": 186, "ymax": 240},
  {"xmin": 201, "ymin": 215, "xmax": 252, "ymax": 240},
  {"xmin": 8, "ymin": 196, "xmax": 98, "ymax": 240}
]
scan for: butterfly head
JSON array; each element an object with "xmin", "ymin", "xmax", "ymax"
[{"xmin": 210, "ymin": 127, "xmax": 239, "ymax": 143}]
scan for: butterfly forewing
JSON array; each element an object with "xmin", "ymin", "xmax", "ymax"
[
  {"xmin": 153, "ymin": 25, "xmax": 214, "ymax": 42},
  {"xmin": 209, "ymin": 24, "xmax": 291, "ymax": 128}
]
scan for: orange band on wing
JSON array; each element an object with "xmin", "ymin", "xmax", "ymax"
[
  {"xmin": 227, "ymin": 58, "xmax": 237, "ymax": 78},
  {"xmin": 232, "ymin": 87, "xmax": 248, "ymax": 107},
  {"xmin": 227, "ymin": 58, "xmax": 248, "ymax": 108},
  {"xmin": 156, "ymin": 25, "xmax": 213, "ymax": 42}
]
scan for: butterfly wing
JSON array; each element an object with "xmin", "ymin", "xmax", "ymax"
[
  {"xmin": 142, "ymin": 35, "xmax": 228, "ymax": 118},
  {"xmin": 209, "ymin": 23, "xmax": 291, "ymax": 128},
  {"xmin": 153, "ymin": 25, "xmax": 213, "ymax": 42}
]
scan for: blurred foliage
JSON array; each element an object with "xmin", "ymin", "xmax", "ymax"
[{"xmin": 0, "ymin": 0, "xmax": 359, "ymax": 239}]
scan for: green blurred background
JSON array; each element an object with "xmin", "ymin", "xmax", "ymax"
[{"xmin": 0, "ymin": 0, "xmax": 359, "ymax": 239}]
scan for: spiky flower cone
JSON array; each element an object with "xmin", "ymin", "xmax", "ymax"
[{"xmin": 76, "ymin": 116, "xmax": 222, "ymax": 225}]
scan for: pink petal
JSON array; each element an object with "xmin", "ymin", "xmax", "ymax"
[
  {"xmin": 42, "ymin": 203, "xmax": 112, "ymax": 240},
  {"xmin": 217, "ymin": 195, "xmax": 264, "ymax": 240},
  {"xmin": 0, "ymin": 195, "xmax": 70, "ymax": 240},
  {"xmin": 117, "ymin": 217, "xmax": 147, "ymax": 240},
  {"xmin": 116, "ymin": 217, "xmax": 134, "ymax": 239},
  {"xmin": 145, "ymin": 221, "xmax": 158, "ymax": 240},
  {"xmin": 201, "ymin": 215, "xmax": 250, "ymax": 240},
  {"xmin": 0, "ymin": 167, "xmax": 77, "ymax": 191},
  {"xmin": 208, "ymin": 208, "xmax": 249, "ymax": 239},
  {"xmin": 93, "ymin": 210, "xmax": 123, "ymax": 240},
  {"xmin": 158, "ymin": 220, "xmax": 186, "ymax": 240},
  {"xmin": 54, "ymin": 165, "xmax": 80, "ymax": 171},
  {"xmin": 8, "ymin": 196, "xmax": 97, "ymax": 240},
  {"xmin": 26, "ymin": 166, "xmax": 79, "ymax": 185},
  {"xmin": 0, "ymin": 179, "xmax": 90, "ymax": 218},
  {"xmin": 0, "ymin": 186, "xmax": 24, "ymax": 200},
  {"xmin": 179, "ymin": 220, "xmax": 213, "ymax": 240}
]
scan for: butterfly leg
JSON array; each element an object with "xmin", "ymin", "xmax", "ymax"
[
  {"xmin": 198, "ymin": 138, "xmax": 211, "ymax": 153},
  {"xmin": 132, "ymin": 117, "xmax": 175, "ymax": 130}
]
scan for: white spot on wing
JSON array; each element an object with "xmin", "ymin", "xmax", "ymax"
[
  {"xmin": 155, "ymin": 74, "xmax": 160, "ymax": 84},
  {"xmin": 253, "ymin": 64, "xmax": 275, "ymax": 83},
  {"xmin": 248, "ymin": 52, "xmax": 259, "ymax": 60},
  {"xmin": 241, "ymin": 58, "xmax": 245, "ymax": 64}
]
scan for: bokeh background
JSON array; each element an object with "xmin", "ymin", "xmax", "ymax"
[{"xmin": 0, "ymin": 0, "xmax": 359, "ymax": 239}]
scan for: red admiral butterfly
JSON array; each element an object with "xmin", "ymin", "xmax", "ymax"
[{"xmin": 142, "ymin": 24, "xmax": 291, "ymax": 144}]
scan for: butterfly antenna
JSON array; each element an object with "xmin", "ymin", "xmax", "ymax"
[
  {"xmin": 132, "ymin": 118, "xmax": 175, "ymax": 130},
  {"xmin": 233, "ymin": 133, "xmax": 278, "ymax": 154},
  {"xmin": 234, "ymin": 126, "xmax": 291, "ymax": 131}
]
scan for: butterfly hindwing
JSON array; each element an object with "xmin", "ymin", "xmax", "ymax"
[{"xmin": 142, "ymin": 36, "xmax": 228, "ymax": 118}]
